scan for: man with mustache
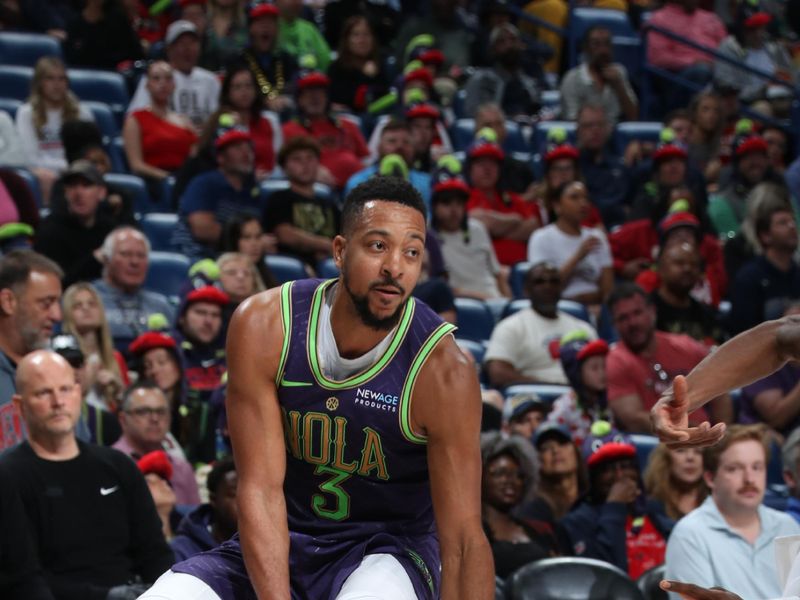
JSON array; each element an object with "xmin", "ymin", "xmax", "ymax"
[{"xmin": 140, "ymin": 175, "xmax": 493, "ymax": 599}]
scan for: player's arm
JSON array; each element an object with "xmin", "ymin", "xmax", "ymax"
[
  {"xmin": 227, "ymin": 289, "xmax": 291, "ymax": 600},
  {"xmin": 413, "ymin": 336, "xmax": 494, "ymax": 600}
]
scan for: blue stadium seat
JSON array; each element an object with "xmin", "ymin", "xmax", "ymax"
[
  {"xmin": 454, "ymin": 297, "xmax": 496, "ymax": 342},
  {"xmin": 503, "ymin": 383, "xmax": 570, "ymax": 404},
  {"xmin": 108, "ymin": 137, "xmax": 128, "ymax": 173},
  {"xmin": 140, "ymin": 213, "xmax": 180, "ymax": 252},
  {"xmin": 485, "ymin": 297, "xmax": 509, "ymax": 322},
  {"xmin": 501, "ymin": 298, "xmax": 531, "ymax": 319},
  {"xmin": 540, "ymin": 90, "xmax": 561, "ymax": 111},
  {"xmin": 0, "ymin": 97, "xmax": 22, "ymax": 119},
  {"xmin": 84, "ymin": 101, "xmax": 120, "ymax": 143},
  {"xmin": 557, "ymin": 299, "xmax": 591, "ymax": 323},
  {"xmin": 316, "ymin": 257, "xmax": 339, "ymax": 279},
  {"xmin": 450, "ymin": 119, "xmax": 529, "ymax": 154},
  {"xmin": 0, "ymin": 65, "xmax": 33, "ymax": 101},
  {"xmin": 768, "ymin": 440, "xmax": 783, "ymax": 486},
  {"xmin": 265, "ymin": 254, "xmax": 308, "ymax": 283},
  {"xmin": 11, "ymin": 167, "xmax": 42, "ymax": 207},
  {"xmin": 508, "ymin": 557, "xmax": 644, "ymax": 600},
  {"xmin": 531, "ymin": 121, "xmax": 577, "ymax": 155},
  {"xmin": 629, "ymin": 434, "xmax": 659, "ymax": 473},
  {"xmin": 613, "ymin": 35, "xmax": 643, "ymax": 87},
  {"xmin": 567, "ymin": 8, "xmax": 635, "ymax": 68},
  {"xmin": 104, "ymin": 173, "xmax": 160, "ymax": 215},
  {"xmin": 144, "ymin": 251, "xmax": 191, "ymax": 302},
  {"xmin": 455, "ymin": 338, "xmax": 486, "ymax": 365},
  {"xmin": 160, "ymin": 176, "xmax": 175, "ymax": 207},
  {"xmin": 614, "ymin": 121, "xmax": 662, "ymax": 154},
  {"xmin": 0, "ymin": 32, "xmax": 62, "ymax": 67},
  {"xmin": 510, "ymin": 261, "xmax": 532, "ymax": 298},
  {"xmin": 67, "ymin": 69, "xmax": 129, "ymax": 122},
  {"xmin": 260, "ymin": 180, "xmax": 336, "ymax": 208}
]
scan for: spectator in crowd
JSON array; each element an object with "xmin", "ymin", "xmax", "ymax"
[
  {"xmin": 546, "ymin": 332, "xmax": 613, "ymax": 446},
  {"xmin": 430, "ymin": 158, "xmax": 509, "ymax": 299},
  {"xmin": 129, "ymin": 20, "xmax": 221, "ymax": 131},
  {"xmin": 485, "ymin": 262, "xmax": 597, "ymax": 387},
  {"xmin": 501, "ymin": 392, "xmax": 550, "ymax": 439},
  {"xmin": 467, "ymin": 132, "xmax": 541, "ymax": 266},
  {"xmin": 474, "ymin": 104, "xmax": 535, "ymax": 197},
  {"xmin": 0, "ymin": 250, "xmax": 63, "ymax": 450},
  {"xmin": 562, "ymin": 423, "xmax": 671, "ymax": 580},
  {"xmin": 463, "ymin": 23, "xmax": 541, "ymax": 119},
  {"xmin": 275, "ymin": 0, "xmax": 331, "ymax": 71},
  {"xmin": 652, "ymin": 241, "xmax": 725, "ymax": 344},
  {"xmin": 172, "ymin": 458, "xmax": 238, "ymax": 561},
  {"xmin": 647, "ymin": 0, "xmax": 727, "ymax": 111},
  {"xmin": 665, "ymin": 425, "xmax": 800, "ymax": 599},
  {"xmin": 18, "ymin": 0, "xmax": 77, "ymax": 39},
  {"xmin": 0, "ymin": 350, "xmax": 174, "ymax": 598},
  {"xmin": 709, "ymin": 129, "xmax": 775, "ymax": 239},
  {"xmin": 575, "ymin": 103, "xmax": 629, "ymax": 227},
  {"xmin": 217, "ymin": 252, "xmax": 266, "ymax": 306},
  {"xmin": 137, "ymin": 449, "xmax": 179, "ymax": 542},
  {"xmin": 123, "ymin": 61, "xmax": 199, "ymax": 189},
  {"xmin": 63, "ymin": 0, "xmax": 144, "ymax": 70},
  {"xmin": 219, "ymin": 214, "xmax": 278, "ymax": 290},
  {"xmin": 480, "ymin": 432, "xmax": 561, "ymax": 579},
  {"xmin": 33, "ymin": 161, "xmax": 116, "ymax": 287},
  {"xmin": 405, "ymin": 101, "xmax": 444, "ymax": 173},
  {"xmin": 61, "ymin": 282, "xmax": 128, "ymax": 414},
  {"xmin": 728, "ymin": 199, "xmax": 800, "ymax": 334},
  {"xmin": 560, "ymin": 26, "xmax": 638, "ymax": 124},
  {"xmin": 605, "ymin": 283, "xmax": 732, "ymax": 432},
  {"xmin": 328, "ymin": 16, "xmax": 390, "ymax": 113},
  {"xmin": 644, "ymin": 444, "xmax": 707, "ymax": 524},
  {"xmin": 263, "ymin": 136, "xmax": 339, "ymax": 267},
  {"xmin": 240, "ymin": 1, "xmax": 298, "ymax": 111},
  {"xmin": 664, "ymin": 109, "xmax": 692, "ymax": 147},
  {"xmin": 282, "ymin": 70, "xmax": 369, "ymax": 189},
  {"xmin": 94, "ymin": 227, "xmax": 175, "ymax": 351},
  {"xmin": 114, "ymin": 381, "xmax": 201, "ymax": 506},
  {"xmin": 762, "ymin": 125, "xmax": 790, "ymax": 177},
  {"xmin": 172, "ymin": 125, "xmax": 262, "ymax": 260},
  {"xmin": 528, "ymin": 181, "xmax": 613, "ymax": 307},
  {"xmin": 393, "ymin": 0, "xmax": 475, "ymax": 68},
  {"xmin": 686, "ymin": 90, "xmax": 723, "ymax": 183},
  {"xmin": 783, "ymin": 428, "xmax": 800, "ymax": 525},
  {"xmin": 201, "ymin": 0, "xmax": 249, "ymax": 71},
  {"xmin": 0, "ymin": 111, "xmax": 25, "ymax": 168},
  {"xmin": 15, "ymin": 57, "xmax": 94, "ymax": 205}
]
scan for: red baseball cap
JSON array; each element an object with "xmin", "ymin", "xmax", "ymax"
[
  {"xmin": 128, "ymin": 331, "xmax": 177, "ymax": 356},
  {"xmin": 137, "ymin": 450, "xmax": 174, "ymax": 481},
  {"xmin": 185, "ymin": 285, "xmax": 230, "ymax": 307}
]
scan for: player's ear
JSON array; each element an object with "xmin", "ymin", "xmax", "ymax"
[{"xmin": 332, "ymin": 235, "xmax": 347, "ymax": 271}]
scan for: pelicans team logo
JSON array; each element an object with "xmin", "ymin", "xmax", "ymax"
[{"xmin": 326, "ymin": 397, "xmax": 339, "ymax": 411}]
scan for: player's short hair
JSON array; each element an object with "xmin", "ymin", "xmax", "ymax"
[
  {"xmin": 340, "ymin": 175, "xmax": 426, "ymax": 235},
  {"xmin": 207, "ymin": 457, "xmax": 237, "ymax": 495},
  {"xmin": 0, "ymin": 250, "xmax": 63, "ymax": 293},
  {"xmin": 703, "ymin": 424, "xmax": 769, "ymax": 476}
]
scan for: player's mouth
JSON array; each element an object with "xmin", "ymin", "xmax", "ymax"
[{"xmin": 372, "ymin": 286, "xmax": 402, "ymax": 301}]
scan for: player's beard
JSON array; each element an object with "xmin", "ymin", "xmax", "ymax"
[{"xmin": 341, "ymin": 269, "xmax": 406, "ymax": 332}]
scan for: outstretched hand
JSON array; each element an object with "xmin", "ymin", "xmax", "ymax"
[
  {"xmin": 650, "ymin": 375, "xmax": 726, "ymax": 449},
  {"xmin": 660, "ymin": 580, "xmax": 743, "ymax": 600}
]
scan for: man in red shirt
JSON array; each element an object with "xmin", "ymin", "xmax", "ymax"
[
  {"xmin": 606, "ymin": 282, "xmax": 732, "ymax": 432},
  {"xmin": 282, "ymin": 71, "xmax": 369, "ymax": 189}
]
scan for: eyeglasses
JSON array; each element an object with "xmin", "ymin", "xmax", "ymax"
[{"xmin": 127, "ymin": 407, "xmax": 169, "ymax": 419}]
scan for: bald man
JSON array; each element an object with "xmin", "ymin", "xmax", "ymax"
[{"xmin": 0, "ymin": 351, "xmax": 173, "ymax": 600}]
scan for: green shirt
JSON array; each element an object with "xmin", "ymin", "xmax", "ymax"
[{"xmin": 277, "ymin": 17, "xmax": 331, "ymax": 72}]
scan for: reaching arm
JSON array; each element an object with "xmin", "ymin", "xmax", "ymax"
[
  {"xmin": 121, "ymin": 115, "xmax": 169, "ymax": 181},
  {"xmin": 413, "ymin": 336, "xmax": 494, "ymax": 600},
  {"xmin": 227, "ymin": 289, "xmax": 291, "ymax": 600}
]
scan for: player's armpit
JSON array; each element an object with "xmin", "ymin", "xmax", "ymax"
[{"xmin": 412, "ymin": 336, "xmax": 494, "ymax": 600}]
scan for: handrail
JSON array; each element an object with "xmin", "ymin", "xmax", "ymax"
[{"xmin": 507, "ymin": 4, "xmax": 566, "ymax": 37}]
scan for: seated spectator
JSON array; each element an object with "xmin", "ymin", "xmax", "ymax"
[
  {"xmin": 33, "ymin": 161, "xmax": 117, "ymax": 286},
  {"xmin": 783, "ymin": 428, "xmax": 800, "ymax": 526},
  {"xmin": 202, "ymin": 0, "xmax": 249, "ymax": 71},
  {"xmin": 172, "ymin": 125, "xmax": 263, "ymax": 260},
  {"xmin": 61, "ymin": 282, "xmax": 129, "ymax": 414},
  {"xmin": 430, "ymin": 159, "xmax": 509, "ymax": 299},
  {"xmin": 501, "ymin": 392, "xmax": 550, "ymax": 439},
  {"xmin": 15, "ymin": 57, "xmax": 94, "ymax": 204},
  {"xmin": 762, "ymin": 125, "xmax": 790, "ymax": 178},
  {"xmin": 480, "ymin": 432, "xmax": 561, "ymax": 578},
  {"xmin": 0, "ymin": 109, "xmax": 26, "ymax": 168},
  {"xmin": 485, "ymin": 262, "xmax": 597, "ymax": 387},
  {"xmin": 172, "ymin": 458, "xmax": 238, "ymax": 561},
  {"xmin": 686, "ymin": 90, "xmax": 723, "ymax": 184},
  {"xmin": 263, "ymin": 136, "xmax": 339, "ymax": 267},
  {"xmin": 606, "ymin": 283, "xmax": 732, "ymax": 432},
  {"xmin": 651, "ymin": 241, "xmax": 725, "ymax": 344},
  {"xmin": 644, "ymin": 445, "xmax": 707, "ymax": 524},
  {"xmin": 94, "ymin": 227, "xmax": 176, "ymax": 351},
  {"xmin": 664, "ymin": 109, "xmax": 691, "ymax": 147},
  {"xmin": 18, "ymin": 0, "xmax": 77, "ymax": 39},
  {"xmin": 114, "ymin": 382, "xmax": 201, "ymax": 506},
  {"xmin": 665, "ymin": 425, "xmax": 800, "ymax": 599},
  {"xmin": 129, "ymin": 20, "xmax": 221, "ymax": 131},
  {"xmin": 64, "ymin": 0, "xmax": 143, "ymax": 69},
  {"xmin": 575, "ymin": 103, "xmax": 629, "ymax": 227},
  {"xmin": 328, "ymin": 16, "xmax": 390, "ymax": 113},
  {"xmin": 562, "ymin": 422, "xmax": 671, "ymax": 580},
  {"xmin": 392, "ymin": 0, "xmax": 475, "ymax": 69},
  {"xmin": 137, "ymin": 450, "xmax": 179, "ymax": 542},
  {"xmin": 220, "ymin": 214, "xmax": 278, "ymax": 289},
  {"xmin": 560, "ymin": 26, "xmax": 637, "ymax": 124},
  {"xmin": 275, "ymin": 0, "xmax": 331, "ymax": 71},
  {"xmin": 123, "ymin": 61, "xmax": 199, "ymax": 187},
  {"xmin": 528, "ymin": 181, "xmax": 613, "ymax": 306},
  {"xmin": 467, "ymin": 132, "xmax": 540, "ymax": 266},
  {"xmin": 729, "ymin": 200, "xmax": 800, "ymax": 333},
  {"xmin": 406, "ymin": 101, "xmax": 445, "ymax": 174},
  {"xmin": 0, "ymin": 351, "xmax": 173, "ymax": 598},
  {"xmin": 217, "ymin": 251, "xmax": 266, "ymax": 305},
  {"xmin": 474, "ymin": 103, "xmax": 535, "ymax": 197},
  {"xmin": 463, "ymin": 23, "xmax": 541, "ymax": 119},
  {"xmin": 282, "ymin": 70, "xmax": 369, "ymax": 189},
  {"xmin": 546, "ymin": 333, "xmax": 613, "ymax": 446}
]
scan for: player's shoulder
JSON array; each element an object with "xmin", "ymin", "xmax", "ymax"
[
  {"xmin": 230, "ymin": 286, "xmax": 285, "ymax": 332},
  {"xmin": 418, "ymin": 333, "xmax": 475, "ymax": 391}
]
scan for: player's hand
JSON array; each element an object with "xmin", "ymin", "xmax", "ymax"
[
  {"xmin": 660, "ymin": 580, "xmax": 743, "ymax": 600},
  {"xmin": 651, "ymin": 375, "xmax": 726, "ymax": 449}
]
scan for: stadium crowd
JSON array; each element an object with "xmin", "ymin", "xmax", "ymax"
[{"xmin": 0, "ymin": 0, "xmax": 800, "ymax": 597}]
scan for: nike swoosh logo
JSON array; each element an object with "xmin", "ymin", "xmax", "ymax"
[{"xmin": 100, "ymin": 486, "xmax": 119, "ymax": 496}]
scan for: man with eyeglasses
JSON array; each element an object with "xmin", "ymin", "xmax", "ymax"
[
  {"xmin": 113, "ymin": 381, "xmax": 201, "ymax": 506},
  {"xmin": 0, "ymin": 350, "xmax": 173, "ymax": 599}
]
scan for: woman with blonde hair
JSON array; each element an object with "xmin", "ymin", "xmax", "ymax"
[
  {"xmin": 62, "ymin": 282, "xmax": 128, "ymax": 413},
  {"xmin": 643, "ymin": 444, "xmax": 708, "ymax": 523},
  {"xmin": 216, "ymin": 251, "xmax": 265, "ymax": 305},
  {"xmin": 15, "ymin": 56, "xmax": 94, "ymax": 203}
]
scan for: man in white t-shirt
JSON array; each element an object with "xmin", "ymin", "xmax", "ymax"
[
  {"xmin": 127, "ymin": 20, "xmax": 220, "ymax": 131},
  {"xmin": 484, "ymin": 261, "xmax": 597, "ymax": 386}
]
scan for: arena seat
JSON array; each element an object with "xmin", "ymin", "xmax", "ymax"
[
  {"xmin": 506, "ymin": 556, "xmax": 644, "ymax": 600},
  {"xmin": 85, "ymin": 101, "xmax": 120, "ymax": 144},
  {"xmin": 454, "ymin": 297, "xmax": 496, "ymax": 342},
  {"xmin": 0, "ymin": 32, "xmax": 62, "ymax": 67},
  {"xmin": 567, "ymin": 8, "xmax": 636, "ymax": 68},
  {"xmin": 0, "ymin": 97, "xmax": 22, "ymax": 119},
  {"xmin": 540, "ymin": 90, "xmax": 561, "ymax": 112},
  {"xmin": 629, "ymin": 434, "xmax": 659, "ymax": 472},
  {"xmin": 451, "ymin": 119, "xmax": 529, "ymax": 154},
  {"xmin": 11, "ymin": 167, "xmax": 42, "ymax": 208},
  {"xmin": 108, "ymin": 137, "xmax": 128, "ymax": 173},
  {"xmin": 509, "ymin": 261, "xmax": 532, "ymax": 298},
  {"xmin": 500, "ymin": 299, "xmax": 591, "ymax": 325},
  {"xmin": 0, "ymin": 65, "xmax": 33, "ymax": 101},
  {"xmin": 260, "ymin": 180, "xmax": 334, "ymax": 207},
  {"xmin": 67, "ymin": 69, "xmax": 129, "ymax": 122},
  {"xmin": 531, "ymin": 121, "xmax": 577, "ymax": 155},
  {"xmin": 104, "ymin": 173, "xmax": 160, "ymax": 215},
  {"xmin": 503, "ymin": 384, "xmax": 571, "ymax": 404},
  {"xmin": 614, "ymin": 121, "xmax": 662, "ymax": 154},
  {"xmin": 495, "ymin": 575, "xmax": 506, "ymax": 600},
  {"xmin": 265, "ymin": 254, "xmax": 308, "ymax": 284},
  {"xmin": 455, "ymin": 338, "xmax": 486, "ymax": 365},
  {"xmin": 316, "ymin": 257, "xmax": 339, "ymax": 279},
  {"xmin": 636, "ymin": 564, "xmax": 667, "ymax": 600},
  {"xmin": 613, "ymin": 35, "xmax": 643, "ymax": 87},
  {"xmin": 144, "ymin": 251, "xmax": 191, "ymax": 302},
  {"xmin": 140, "ymin": 213, "xmax": 180, "ymax": 252}
]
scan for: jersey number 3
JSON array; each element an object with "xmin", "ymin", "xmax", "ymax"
[{"xmin": 312, "ymin": 466, "xmax": 352, "ymax": 521}]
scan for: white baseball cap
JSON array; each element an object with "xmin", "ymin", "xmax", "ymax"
[{"xmin": 165, "ymin": 20, "xmax": 199, "ymax": 46}]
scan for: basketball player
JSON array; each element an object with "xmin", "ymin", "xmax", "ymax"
[{"xmin": 139, "ymin": 176, "xmax": 494, "ymax": 599}]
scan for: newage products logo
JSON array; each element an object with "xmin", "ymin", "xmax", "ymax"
[{"xmin": 354, "ymin": 387, "xmax": 399, "ymax": 413}]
